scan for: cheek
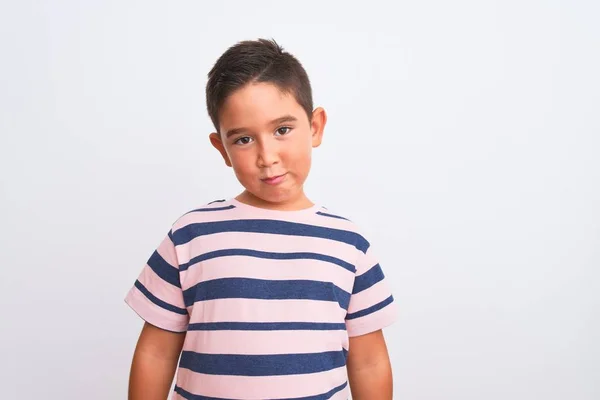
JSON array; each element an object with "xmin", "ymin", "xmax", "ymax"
[
  {"xmin": 286, "ymin": 145, "xmax": 312, "ymax": 171},
  {"xmin": 287, "ymin": 134, "xmax": 312, "ymax": 158},
  {"xmin": 229, "ymin": 150, "xmax": 254, "ymax": 171}
]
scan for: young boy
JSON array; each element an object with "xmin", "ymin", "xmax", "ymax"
[{"xmin": 125, "ymin": 38, "xmax": 397, "ymax": 400}]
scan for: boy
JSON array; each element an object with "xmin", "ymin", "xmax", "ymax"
[{"xmin": 126, "ymin": 38, "xmax": 397, "ymax": 400}]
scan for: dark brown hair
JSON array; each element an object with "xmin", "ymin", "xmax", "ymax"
[{"xmin": 206, "ymin": 38, "xmax": 313, "ymax": 133}]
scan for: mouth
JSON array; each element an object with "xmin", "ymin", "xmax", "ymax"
[{"xmin": 261, "ymin": 173, "xmax": 287, "ymax": 185}]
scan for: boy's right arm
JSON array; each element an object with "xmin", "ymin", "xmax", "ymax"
[{"xmin": 129, "ymin": 322, "xmax": 186, "ymax": 400}]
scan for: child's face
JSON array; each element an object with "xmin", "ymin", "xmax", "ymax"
[{"xmin": 210, "ymin": 82, "xmax": 326, "ymax": 209}]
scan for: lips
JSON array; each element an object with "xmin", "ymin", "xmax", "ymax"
[{"xmin": 261, "ymin": 173, "xmax": 287, "ymax": 185}]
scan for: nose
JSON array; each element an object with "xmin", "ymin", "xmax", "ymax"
[{"xmin": 256, "ymin": 138, "xmax": 279, "ymax": 168}]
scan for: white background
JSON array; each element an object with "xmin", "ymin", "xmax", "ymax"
[{"xmin": 1, "ymin": 1, "xmax": 598, "ymax": 399}]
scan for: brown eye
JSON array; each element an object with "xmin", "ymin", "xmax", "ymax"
[
  {"xmin": 275, "ymin": 127, "xmax": 292, "ymax": 136},
  {"xmin": 234, "ymin": 136, "xmax": 252, "ymax": 145}
]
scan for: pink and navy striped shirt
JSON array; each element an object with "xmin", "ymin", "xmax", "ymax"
[{"xmin": 125, "ymin": 198, "xmax": 397, "ymax": 399}]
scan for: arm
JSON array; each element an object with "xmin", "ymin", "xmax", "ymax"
[
  {"xmin": 129, "ymin": 322, "xmax": 186, "ymax": 400},
  {"xmin": 346, "ymin": 329, "xmax": 393, "ymax": 400}
]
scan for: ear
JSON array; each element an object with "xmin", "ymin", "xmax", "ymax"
[
  {"xmin": 310, "ymin": 107, "xmax": 327, "ymax": 148},
  {"xmin": 209, "ymin": 132, "xmax": 232, "ymax": 167}
]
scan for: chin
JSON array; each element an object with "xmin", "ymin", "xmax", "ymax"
[
  {"xmin": 256, "ymin": 192, "xmax": 290, "ymax": 204},
  {"xmin": 246, "ymin": 187, "xmax": 294, "ymax": 204}
]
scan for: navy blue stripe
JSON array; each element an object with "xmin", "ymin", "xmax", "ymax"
[
  {"xmin": 183, "ymin": 278, "xmax": 351, "ymax": 310},
  {"xmin": 179, "ymin": 349, "xmax": 348, "ymax": 376},
  {"xmin": 187, "ymin": 322, "xmax": 347, "ymax": 331},
  {"xmin": 134, "ymin": 280, "xmax": 188, "ymax": 315},
  {"xmin": 147, "ymin": 250, "xmax": 181, "ymax": 288},
  {"xmin": 352, "ymin": 263, "xmax": 384, "ymax": 294},
  {"xmin": 174, "ymin": 381, "xmax": 347, "ymax": 400},
  {"xmin": 207, "ymin": 199, "xmax": 226, "ymax": 204},
  {"xmin": 179, "ymin": 248, "xmax": 356, "ymax": 273},
  {"xmin": 173, "ymin": 386, "xmax": 225, "ymax": 400},
  {"xmin": 286, "ymin": 381, "xmax": 348, "ymax": 400},
  {"xmin": 189, "ymin": 205, "xmax": 236, "ymax": 213},
  {"xmin": 175, "ymin": 386, "xmax": 227, "ymax": 400},
  {"xmin": 171, "ymin": 219, "xmax": 370, "ymax": 253},
  {"xmin": 346, "ymin": 295, "xmax": 394, "ymax": 320},
  {"xmin": 167, "ymin": 229, "xmax": 174, "ymax": 241},
  {"xmin": 316, "ymin": 211, "xmax": 349, "ymax": 221}
]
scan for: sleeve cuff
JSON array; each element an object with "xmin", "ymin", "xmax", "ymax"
[
  {"xmin": 125, "ymin": 287, "xmax": 189, "ymax": 333},
  {"xmin": 346, "ymin": 301, "xmax": 398, "ymax": 337}
]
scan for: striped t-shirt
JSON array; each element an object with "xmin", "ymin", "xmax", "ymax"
[{"xmin": 125, "ymin": 198, "xmax": 397, "ymax": 400}]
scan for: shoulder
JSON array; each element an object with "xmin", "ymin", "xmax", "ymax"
[
  {"xmin": 312, "ymin": 206, "xmax": 372, "ymax": 253},
  {"xmin": 169, "ymin": 199, "xmax": 236, "ymax": 235},
  {"xmin": 313, "ymin": 205, "xmax": 361, "ymax": 231}
]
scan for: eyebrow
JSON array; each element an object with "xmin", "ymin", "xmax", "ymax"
[{"xmin": 224, "ymin": 115, "xmax": 298, "ymax": 138}]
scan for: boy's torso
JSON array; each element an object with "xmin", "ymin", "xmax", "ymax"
[{"xmin": 170, "ymin": 199, "xmax": 363, "ymax": 399}]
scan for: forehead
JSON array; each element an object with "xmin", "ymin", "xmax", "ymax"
[{"xmin": 218, "ymin": 82, "xmax": 306, "ymax": 131}]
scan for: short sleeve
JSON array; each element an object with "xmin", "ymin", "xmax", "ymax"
[
  {"xmin": 345, "ymin": 241, "xmax": 398, "ymax": 337},
  {"xmin": 124, "ymin": 230, "xmax": 189, "ymax": 333}
]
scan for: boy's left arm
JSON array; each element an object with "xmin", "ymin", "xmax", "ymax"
[{"xmin": 346, "ymin": 329, "xmax": 393, "ymax": 400}]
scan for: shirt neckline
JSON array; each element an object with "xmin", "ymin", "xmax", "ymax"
[{"xmin": 229, "ymin": 197, "xmax": 322, "ymax": 218}]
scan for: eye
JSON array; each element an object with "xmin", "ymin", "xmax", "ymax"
[
  {"xmin": 234, "ymin": 136, "xmax": 253, "ymax": 145},
  {"xmin": 275, "ymin": 126, "xmax": 292, "ymax": 136}
]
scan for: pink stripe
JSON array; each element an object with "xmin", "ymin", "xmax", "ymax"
[
  {"xmin": 172, "ymin": 202, "xmax": 356, "ymax": 231},
  {"xmin": 180, "ymin": 256, "xmax": 354, "ymax": 292},
  {"xmin": 176, "ymin": 231, "xmax": 359, "ymax": 266},
  {"xmin": 175, "ymin": 366, "xmax": 348, "ymax": 399},
  {"xmin": 172, "ymin": 206, "xmax": 259, "ymax": 231},
  {"xmin": 137, "ymin": 264, "xmax": 186, "ymax": 309},
  {"xmin": 172, "ymin": 203, "xmax": 241, "ymax": 230},
  {"xmin": 310, "ymin": 211, "xmax": 359, "ymax": 230},
  {"xmin": 125, "ymin": 287, "xmax": 188, "ymax": 332},
  {"xmin": 330, "ymin": 387, "xmax": 350, "ymax": 399},
  {"xmin": 188, "ymin": 298, "xmax": 345, "ymax": 324},
  {"xmin": 356, "ymin": 245, "xmax": 379, "ymax": 275},
  {"xmin": 346, "ymin": 300, "xmax": 398, "ymax": 337},
  {"xmin": 347, "ymin": 280, "xmax": 392, "ymax": 314},
  {"xmin": 183, "ymin": 329, "xmax": 348, "ymax": 355}
]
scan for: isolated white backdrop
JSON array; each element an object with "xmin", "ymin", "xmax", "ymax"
[{"xmin": 1, "ymin": 1, "xmax": 598, "ymax": 399}]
